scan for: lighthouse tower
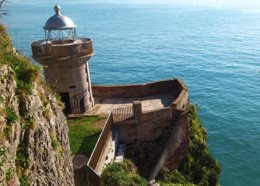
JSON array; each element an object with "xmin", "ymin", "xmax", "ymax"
[{"xmin": 31, "ymin": 5, "xmax": 94, "ymax": 115}]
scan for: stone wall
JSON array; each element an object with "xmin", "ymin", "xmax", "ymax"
[
  {"xmin": 116, "ymin": 108, "xmax": 172, "ymax": 144},
  {"xmin": 148, "ymin": 112, "xmax": 189, "ymax": 180},
  {"xmin": 171, "ymin": 88, "xmax": 189, "ymax": 111},
  {"xmin": 88, "ymin": 113, "xmax": 115, "ymax": 184},
  {"xmin": 92, "ymin": 79, "xmax": 184, "ymax": 98}
]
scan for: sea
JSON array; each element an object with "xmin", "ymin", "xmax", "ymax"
[{"xmin": 1, "ymin": 1, "xmax": 260, "ymax": 185}]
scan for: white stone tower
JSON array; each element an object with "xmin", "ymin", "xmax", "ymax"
[{"xmin": 31, "ymin": 5, "xmax": 94, "ymax": 115}]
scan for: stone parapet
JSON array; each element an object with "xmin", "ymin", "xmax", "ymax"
[{"xmin": 92, "ymin": 79, "xmax": 184, "ymax": 98}]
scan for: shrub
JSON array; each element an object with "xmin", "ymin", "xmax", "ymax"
[
  {"xmin": 6, "ymin": 107, "xmax": 18, "ymax": 123},
  {"xmin": 19, "ymin": 176, "xmax": 30, "ymax": 186},
  {"xmin": 6, "ymin": 168, "xmax": 12, "ymax": 182},
  {"xmin": 3, "ymin": 126, "xmax": 12, "ymax": 141},
  {"xmin": 0, "ymin": 24, "xmax": 40, "ymax": 95},
  {"xmin": 42, "ymin": 106, "xmax": 51, "ymax": 120},
  {"xmin": 51, "ymin": 138, "xmax": 60, "ymax": 150},
  {"xmin": 0, "ymin": 146, "xmax": 5, "ymax": 156},
  {"xmin": 16, "ymin": 142, "xmax": 29, "ymax": 170},
  {"xmin": 16, "ymin": 151, "xmax": 29, "ymax": 169},
  {"xmin": 0, "ymin": 146, "xmax": 5, "ymax": 166},
  {"xmin": 101, "ymin": 160, "xmax": 148, "ymax": 186},
  {"xmin": 158, "ymin": 170, "xmax": 191, "ymax": 184},
  {"xmin": 50, "ymin": 133, "xmax": 62, "ymax": 153}
]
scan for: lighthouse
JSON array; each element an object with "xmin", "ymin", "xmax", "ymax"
[{"xmin": 31, "ymin": 5, "xmax": 94, "ymax": 115}]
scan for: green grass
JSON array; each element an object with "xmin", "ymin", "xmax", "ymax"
[{"xmin": 67, "ymin": 115, "xmax": 103, "ymax": 157}]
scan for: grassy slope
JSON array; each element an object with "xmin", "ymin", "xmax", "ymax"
[{"xmin": 67, "ymin": 115, "xmax": 103, "ymax": 157}]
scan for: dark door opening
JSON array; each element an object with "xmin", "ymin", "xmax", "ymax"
[
  {"xmin": 60, "ymin": 92, "xmax": 71, "ymax": 115},
  {"xmin": 80, "ymin": 97, "xmax": 86, "ymax": 113}
]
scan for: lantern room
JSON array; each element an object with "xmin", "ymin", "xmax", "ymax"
[{"xmin": 43, "ymin": 5, "xmax": 77, "ymax": 42}]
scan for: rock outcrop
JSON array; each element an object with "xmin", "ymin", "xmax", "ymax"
[{"xmin": 0, "ymin": 64, "xmax": 74, "ymax": 185}]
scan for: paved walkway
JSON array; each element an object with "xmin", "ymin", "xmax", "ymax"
[{"xmin": 91, "ymin": 93, "xmax": 174, "ymax": 115}]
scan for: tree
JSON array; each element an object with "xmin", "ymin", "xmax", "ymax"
[{"xmin": 0, "ymin": 0, "xmax": 8, "ymax": 16}]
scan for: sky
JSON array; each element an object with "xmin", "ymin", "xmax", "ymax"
[
  {"xmin": 64, "ymin": 0, "xmax": 260, "ymax": 9},
  {"xmin": 8, "ymin": 0, "xmax": 260, "ymax": 9},
  {"xmin": 105, "ymin": 0, "xmax": 260, "ymax": 8}
]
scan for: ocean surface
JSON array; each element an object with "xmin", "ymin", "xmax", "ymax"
[{"xmin": 2, "ymin": 1, "xmax": 260, "ymax": 185}]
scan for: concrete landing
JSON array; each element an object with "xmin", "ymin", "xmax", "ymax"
[{"xmin": 91, "ymin": 93, "xmax": 174, "ymax": 115}]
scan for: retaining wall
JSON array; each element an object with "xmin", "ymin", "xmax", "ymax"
[{"xmin": 87, "ymin": 113, "xmax": 114, "ymax": 185}]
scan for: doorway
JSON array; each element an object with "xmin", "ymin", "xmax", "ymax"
[
  {"xmin": 60, "ymin": 92, "xmax": 71, "ymax": 115},
  {"xmin": 80, "ymin": 97, "xmax": 86, "ymax": 113}
]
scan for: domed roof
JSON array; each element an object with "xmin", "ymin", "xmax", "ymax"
[{"xmin": 44, "ymin": 5, "xmax": 76, "ymax": 30}]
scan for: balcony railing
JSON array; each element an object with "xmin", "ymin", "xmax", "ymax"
[{"xmin": 31, "ymin": 37, "xmax": 94, "ymax": 60}]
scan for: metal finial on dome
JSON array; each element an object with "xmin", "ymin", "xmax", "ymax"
[
  {"xmin": 54, "ymin": 4, "xmax": 61, "ymax": 15},
  {"xmin": 44, "ymin": 4, "xmax": 76, "ymax": 30}
]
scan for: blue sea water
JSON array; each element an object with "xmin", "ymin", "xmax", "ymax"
[{"xmin": 2, "ymin": 1, "xmax": 260, "ymax": 185}]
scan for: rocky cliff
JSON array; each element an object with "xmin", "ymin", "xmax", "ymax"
[{"xmin": 0, "ymin": 24, "xmax": 74, "ymax": 185}]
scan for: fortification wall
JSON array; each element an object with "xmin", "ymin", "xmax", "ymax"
[
  {"xmin": 117, "ymin": 108, "xmax": 172, "ymax": 144},
  {"xmin": 149, "ymin": 112, "xmax": 189, "ymax": 180},
  {"xmin": 116, "ymin": 79, "xmax": 188, "ymax": 144},
  {"xmin": 164, "ymin": 113, "xmax": 189, "ymax": 171},
  {"xmin": 87, "ymin": 79, "xmax": 189, "ymax": 185},
  {"xmin": 92, "ymin": 79, "xmax": 183, "ymax": 98}
]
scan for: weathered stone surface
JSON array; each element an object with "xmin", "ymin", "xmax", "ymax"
[{"xmin": 0, "ymin": 65, "xmax": 74, "ymax": 185}]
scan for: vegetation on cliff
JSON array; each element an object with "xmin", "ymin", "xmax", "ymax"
[
  {"xmin": 158, "ymin": 104, "xmax": 221, "ymax": 185},
  {"xmin": 178, "ymin": 104, "xmax": 221, "ymax": 185},
  {"xmin": 0, "ymin": 24, "xmax": 41, "ymax": 95},
  {"xmin": 0, "ymin": 24, "xmax": 74, "ymax": 185}
]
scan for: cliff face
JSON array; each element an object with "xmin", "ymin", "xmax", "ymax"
[{"xmin": 0, "ymin": 64, "xmax": 74, "ymax": 185}]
